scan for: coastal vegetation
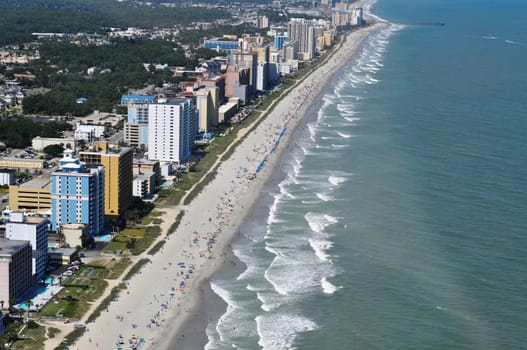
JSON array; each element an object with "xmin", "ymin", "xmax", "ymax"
[
  {"xmin": 0, "ymin": 118, "xmax": 71, "ymax": 148},
  {"xmin": 22, "ymin": 38, "xmax": 195, "ymax": 116},
  {"xmin": 0, "ymin": 0, "xmax": 229, "ymax": 45}
]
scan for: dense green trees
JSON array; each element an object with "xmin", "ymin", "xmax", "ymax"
[
  {"xmin": 43, "ymin": 144, "xmax": 64, "ymax": 157},
  {"xmin": 22, "ymin": 38, "xmax": 192, "ymax": 116},
  {"xmin": 0, "ymin": 0, "xmax": 229, "ymax": 45},
  {"xmin": 0, "ymin": 118, "xmax": 72, "ymax": 148}
]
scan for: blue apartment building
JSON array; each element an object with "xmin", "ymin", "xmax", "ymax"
[{"xmin": 51, "ymin": 150, "xmax": 105, "ymax": 236}]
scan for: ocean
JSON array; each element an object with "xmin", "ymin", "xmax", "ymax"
[{"xmin": 203, "ymin": 0, "xmax": 527, "ymax": 349}]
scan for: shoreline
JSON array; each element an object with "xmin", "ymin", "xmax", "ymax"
[
  {"xmin": 161, "ymin": 21, "xmax": 387, "ymax": 350},
  {"xmin": 71, "ymin": 17, "xmax": 387, "ymax": 350}
]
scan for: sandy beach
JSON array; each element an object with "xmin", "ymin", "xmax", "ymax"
[{"xmin": 71, "ymin": 20, "xmax": 386, "ymax": 350}]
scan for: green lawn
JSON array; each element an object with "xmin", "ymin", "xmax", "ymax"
[{"xmin": 38, "ymin": 266, "xmax": 108, "ymax": 319}]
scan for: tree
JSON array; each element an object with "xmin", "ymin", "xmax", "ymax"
[
  {"xmin": 43, "ymin": 144, "xmax": 65, "ymax": 157},
  {"xmin": 25, "ymin": 299, "xmax": 33, "ymax": 323}
]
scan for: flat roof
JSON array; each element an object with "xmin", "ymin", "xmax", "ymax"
[
  {"xmin": 0, "ymin": 238, "xmax": 30, "ymax": 256},
  {"xmin": 14, "ymin": 215, "xmax": 47, "ymax": 224},
  {"xmin": 49, "ymin": 247, "xmax": 77, "ymax": 255},
  {"xmin": 61, "ymin": 223, "xmax": 87, "ymax": 229},
  {"xmin": 19, "ymin": 176, "xmax": 52, "ymax": 189}
]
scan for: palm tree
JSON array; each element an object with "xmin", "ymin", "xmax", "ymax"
[{"xmin": 25, "ymin": 299, "xmax": 33, "ymax": 323}]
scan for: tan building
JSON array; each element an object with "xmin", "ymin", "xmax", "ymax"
[
  {"xmin": 79, "ymin": 142, "xmax": 133, "ymax": 217},
  {"xmin": 323, "ymin": 31, "xmax": 334, "ymax": 48},
  {"xmin": 194, "ymin": 87, "xmax": 219, "ymax": 132},
  {"xmin": 123, "ymin": 122, "xmax": 139, "ymax": 147},
  {"xmin": 219, "ymin": 102, "xmax": 238, "ymax": 123},
  {"xmin": 200, "ymin": 76, "xmax": 226, "ymax": 103},
  {"xmin": 0, "ymin": 157, "xmax": 46, "ymax": 169},
  {"xmin": 252, "ymin": 46, "xmax": 270, "ymax": 63},
  {"xmin": 32, "ymin": 136, "xmax": 76, "ymax": 152},
  {"xmin": 61, "ymin": 223, "xmax": 88, "ymax": 248},
  {"xmin": 9, "ymin": 177, "xmax": 52, "ymax": 213}
]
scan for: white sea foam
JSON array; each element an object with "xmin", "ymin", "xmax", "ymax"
[
  {"xmin": 328, "ymin": 175, "xmax": 347, "ymax": 186},
  {"xmin": 264, "ymin": 266, "xmax": 289, "ymax": 296},
  {"xmin": 299, "ymin": 145, "xmax": 312, "ymax": 156},
  {"xmin": 315, "ymin": 192, "xmax": 334, "ymax": 202},
  {"xmin": 307, "ymin": 123, "xmax": 317, "ymax": 142},
  {"xmin": 321, "ymin": 277, "xmax": 340, "ymax": 295},
  {"xmin": 505, "ymin": 39, "xmax": 520, "ymax": 45},
  {"xmin": 264, "ymin": 244, "xmax": 283, "ymax": 258},
  {"xmin": 305, "ymin": 212, "xmax": 339, "ymax": 233},
  {"xmin": 210, "ymin": 282, "xmax": 238, "ymax": 342},
  {"xmin": 344, "ymin": 116, "xmax": 360, "ymax": 122},
  {"xmin": 337, "ymin": 131, "xmax": 352, "ymax": 139},
  {"xmin": 267, "ymin": 198, "xmax": 284, "ymax": 225},
  {"xmin": 256, "ymin": 314, "xmax": 318, "ymax": 350},
  {"xmin": 481, "ymin": 35, "xmax": 497, "ymax": 40},
  {"xmin": 331, "ymin": 144, "xmax": 349, "ymax": 149},
  {"xmin": 234, "ymin": 248, "xmax": 256, "ymax": 281},
  {"xmin": 308, "ymin": 238, "xmax": 333, "ymax": 262},
  {"xmin": 336, "ymin": 103, "xmax": 355, "ymax": 113}
]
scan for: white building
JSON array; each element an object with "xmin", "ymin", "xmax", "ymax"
[
  {"xmin": 147, "ymin": 98, "xmax": 198, "ymax": 164},
  {"xmin": 132, "ymin": 172, "xmax": 156, "ymax": 199},
  {"xmin": 351, "ymin": 7, "xmax": 364, "ymax": 26},
  {"xmin": 0, "ymin": 168, "xmax": 17, "ymax": 186},
  {"xmin": 256, "ymin": 62, "xmax": 269, "ymax": 92},
  {"xmin": 32, "ymin": 136, "xmax": 76, "ymax": 152},
  {"xmin": 74, "ymin": 123, "xmax": 106, "ymax": 142},
  {"xmin": 5, "ymin": 212, "xmax": 48, "ymax": 280}
]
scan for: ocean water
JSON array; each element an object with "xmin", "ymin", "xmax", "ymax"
[{"xmin": 204, "ymin": 0, "xmax": 527, "ymax": 349}]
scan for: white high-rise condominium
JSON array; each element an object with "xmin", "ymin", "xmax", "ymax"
[{"xmin": 148, "ymin": 98, "xmax": 198, "ymax": 164}]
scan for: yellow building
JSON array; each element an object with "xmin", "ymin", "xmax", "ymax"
[
  {"xmin": 194, "ymin": 87, "xmax": 219, "ymax": 132},
  {"xmin": 252, "ymin": 46, "xmax": 270, "ymax": 63},
  {"xmin": 79, "ymin": 142, "xmax": 133, "ymax": 217},
  {"xmin": 9, "ymin": 177, "xmax": 52, "ymax": 212},
  {"xmin": 0, "ymin": 157, "xmax": 46, "ymax": 169}
]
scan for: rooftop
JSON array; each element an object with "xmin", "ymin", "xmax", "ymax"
[
  {"xmin": 19, "ymin": 176, "xmax": 52, "ymax": 189},
  {"xmin": 0, "ymin": 238, "xmax": 30, "ymax": 256}
]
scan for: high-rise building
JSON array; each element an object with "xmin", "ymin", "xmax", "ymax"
[
  {"xmin": 224, "ymin": 66, "xmax": 251, "ymax": 103},
  {"xmin": 273, "ymin": 35, "xmax": 288, "ymax": 50},
  {"xmin": 0, "ymin": 239, "xmax": 33, "ymax": 308},
  {"xmin": 201, "ymin": 76, "xmax": 226, "ymax": 103},
  {"xmin": 79, "ymin": 142, "xmax": 133, "ymax": 218},
  {"xmin": 147, "ymin": 98, "xmax": 198, "ymax": 164},
  {"xmin": 5, "ymin": 212, "xmax": 48, "ymax": 280},
  {"xmin": 287, "ymin": 18, "xmax": 316, "ymax": 60},
  {"xmin": 194, "ymin": 88, "xmax": 219, "ymax": 132},
  {"xmin": 231, "ymin": 51, "xmax": 258, "ymax": 95},
  {"xmin": 51, "ymin": 150, "xmax": 105, "ymax": 236},
  {"xmin": 351, "ymin": 7, "xmax": 364, "ymax": 26},
  {"xmin": 257, "ymin": 15, "xmax": 269, "ymax": 29},
  {"xmin": 124, "ymin": 103, "xmax": 150, "ymax": 148},
  {"xmin": 256, "ymin": 62, "xmax": 269, "ymax": 91},
  {"xmin": 283, "ymin": 40, "xmax": 299, "ymax": 61}
]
